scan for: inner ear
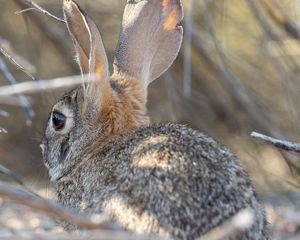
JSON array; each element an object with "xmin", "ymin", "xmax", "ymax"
[{"xmin": 113, "ymin": 0, "xmax": 183, "ymax": 87}]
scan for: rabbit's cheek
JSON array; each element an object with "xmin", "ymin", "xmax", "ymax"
[{"xmin": 60, "ymin": 135, "xmax": 71, "ymax": 163}]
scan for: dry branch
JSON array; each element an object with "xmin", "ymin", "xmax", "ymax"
[
  {"xmin": 262, "ymin": 0, "xmax": 300, "ymax": 39},
  {"xmin": 0, "ymin": 127, "xmax": 7, "ymax": 133},
  {"xmin": 0, "ymin": 38, "xmax": 35, "ymax": 123},
  {"xmin": 183, "ymin": 0, "xmax": 194, "ymax": 97},
  {"xmin": 191, "ymin": 32, "xmax": 272, "ymax": 133},
  {"xmin": 201, "ymin": 0, "xmax": 272, "ymax": 131},
  {"xmin": 0, "ymin": 164, "xmax": 25, "ymax": 187},
  {"xmin": 0, "ymin": 46, "xmax": 35, "ymax": 81},
  {"xmin": 14, "ymin": 0, "xmax": 76, "ymax": 69},
  {"xmin": 0, "ymin": 75, "xmax": 86, "ymax": 96},
  {"xmin": 0, "ymin": 56, "xmax": 35, "ymax": 125},
  {"xmin": 251, "ymin": 131, "xmax": 300, "ymax": 153},
  {"xmin": 16, "ymin": 0, "xmax": 65, "ymax": 23},
  {"xmin": 0, "ymin": 181, "xmax": 112, "ymax": 230},
  {"xmin": 0, "ymin": 95, "xmax": 32, "ymax": 106},
  {"xmin": 199, "ymin": 209, "xmax": 254, "ymax": 240},
  {"xmin": 0, "ymin": 37, "xmax": 36, "ymax": 77},
  {"xmin": 0, "ymin": 231, "xmax": 156, "ymax": 240}
]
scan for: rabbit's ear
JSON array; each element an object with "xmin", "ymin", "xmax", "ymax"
[
  {"xmin": 113, "ymin": 0, "xmax": 183, "ymax": 87},
  {"xmin": 63, "ymin": 0, "xmax": 110, "ymax": 109}
]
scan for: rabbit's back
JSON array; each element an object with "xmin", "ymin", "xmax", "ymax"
[{"xmin": 56, "ymin": 123, "xmax": 268, "ymax": 240}]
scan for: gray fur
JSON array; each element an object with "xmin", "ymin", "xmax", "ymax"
[{"xmin": 42, "ymin": 88, "xmax": 269, "ymax": 240}]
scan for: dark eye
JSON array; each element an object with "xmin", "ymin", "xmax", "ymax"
[{"xmin": 52, "ymin": 111, "xmax": 66, "ymax": 131}]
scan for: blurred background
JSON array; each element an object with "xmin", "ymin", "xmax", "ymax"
[{"xmin": 1, "ymin": 0, "xmax": 300, "ymax": 235}]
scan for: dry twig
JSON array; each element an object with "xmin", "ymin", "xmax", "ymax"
[
  {"xmin": 0, "ymin": 164, "xmax": 42, "ymax": 197},
  {"xmin": 0, "ymin": 75, "xmax": 86, "ymax": 96},
  {"xmin": 251, "ymin": 131, "xmax": 300, "ymax": 153},
  {"xmin": 0, "ymin": 37, "xmax": 36, "ymax": 76},
  {"xmin": 0, "ymin": 95, "xmax": 32, "ymax": 106},
  {"xmin": 0, "ymin": 56, "xmax": 35, "ymax": 125},
  {"xmin": 0, "ymin": 46, "xmax": 35, "ymax": 81},
  {"xmin": 0, "ymin": 181, "xmax": 112, "ymax": 230},
  {"xmin": 16, "ymin": 0, "xmax": 65, "ymax": 23},
  {"xmin": 0, "ymin": 230, "xmax": 156, "ymax": 240},
  {"xmin": 262, "ymin": 0, "xmax": 300, "ymax": 39},
  {"xmin": 191, "ymin": 32, "xmax": 272, "ymax": 133},
  {"xmin": 0, "ymin": 165, "xmax": 25, "ymax": 187},
  {"xmin": 14, "ymin": 0, "xmax": 76, "ymax": 69},
  {"xmin": 183, "ymin": 0, "xmax": 194, "ymax": 97},
  {"xmin": 0, "ymin": 127, "xmax": 7, "ymax": 133}
]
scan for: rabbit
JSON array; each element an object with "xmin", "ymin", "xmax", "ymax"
[{"xmin": 41, "ymin": 0, "xmax": 270, "ymax": 239}]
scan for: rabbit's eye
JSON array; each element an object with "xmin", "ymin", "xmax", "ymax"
[{"xmin": 52, "ymin": 111, "xmax": 66, "ymax": 131}]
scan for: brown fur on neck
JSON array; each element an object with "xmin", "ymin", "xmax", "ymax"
[{"xmin": 88, "ymin": 73, "xmax": 150, "ymax": 146}]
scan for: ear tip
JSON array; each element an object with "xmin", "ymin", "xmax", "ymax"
[
  {"xmin": 163, "ymin": 3, "xmax": 184, "ymax": 30},
  {"xmin": 63, "ymin": 0, "xmax": 73, "ymax": 7},
  {"xmin": 63, "ymin": 0, "xmax": 89, "ymax": 27},
  {"xmin": 63, "ymin": 0, "xmax": 76, "ymax": 5},
  {"xmin": 63, "ymin": 0, "xmax": 80, "ymax": 15},
  {"xmin": 63, "ymin": 0, "xmax": 73, "ymax": 13}
]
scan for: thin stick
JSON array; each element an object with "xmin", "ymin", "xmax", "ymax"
[
  {"xmin": 0, "ymin": 181, "xmax": 111, "ymax": 230},
  {"xmin": 0, "ymin": 37, "xmax": 36, "ymax": 75},
  {"xmin": 0, "ymin": 46, "xmax": 36, "ymax": 81},
  {"xmin": 199, "ymin": 209, "xmax": 254, "ymax": 240},
  {"xmin": 15, "ymin": 7, "xmax": 36, "ymax": 14},
  {"xmin": 0, "ymin": 165, "xmax": 25, "ymax": 187},
  {"xmin": 16, "ymin": 0, "xmax": 65, "ymax": 23},
  {"xmin": 0, "ymin": 75, "xmax": 87, "ymax": 96},
  {"xmin": 0, "ymin": 164, "xmax": 41, "ymax": 197},
  {"xmin": 0, "ymin": 95, "xmax": 32, "ymax": 106},
  {"xmin": 0, "ymin": 57, "xmax": 35, "ymax": 125},
  {"xmin": 14, "ymin": 0, "xmax": 77, "ymax": 69},
  {"xmin": 251, "ymin": 131, "xmax": 300, "ymax": 153},
  {"xmin": 191, "ymin": 32, "xmax": 273, "ymax": 133},
  {"xmin": 262, "ymin": 0, "xmax": 300, "ymax": 39},
  {"xmin": 1, "ymin": 230, "xmax": 156, "ymax": 240},
  {"xmin": 183, "ymin": 0, "xmax": 194, "ymax": 97},
  {"xmin": 0, "ymin": 127, "xmax": 7, "ymax": 133}
]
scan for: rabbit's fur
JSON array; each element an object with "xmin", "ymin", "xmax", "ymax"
[{"xmin": 42, "ymin": 0, "xmax": 269, "ymax": 239}]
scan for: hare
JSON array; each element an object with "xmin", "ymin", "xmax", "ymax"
[{"xmin": 41, "ymin": 0, "xmax": 269, "ymax": 239}]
